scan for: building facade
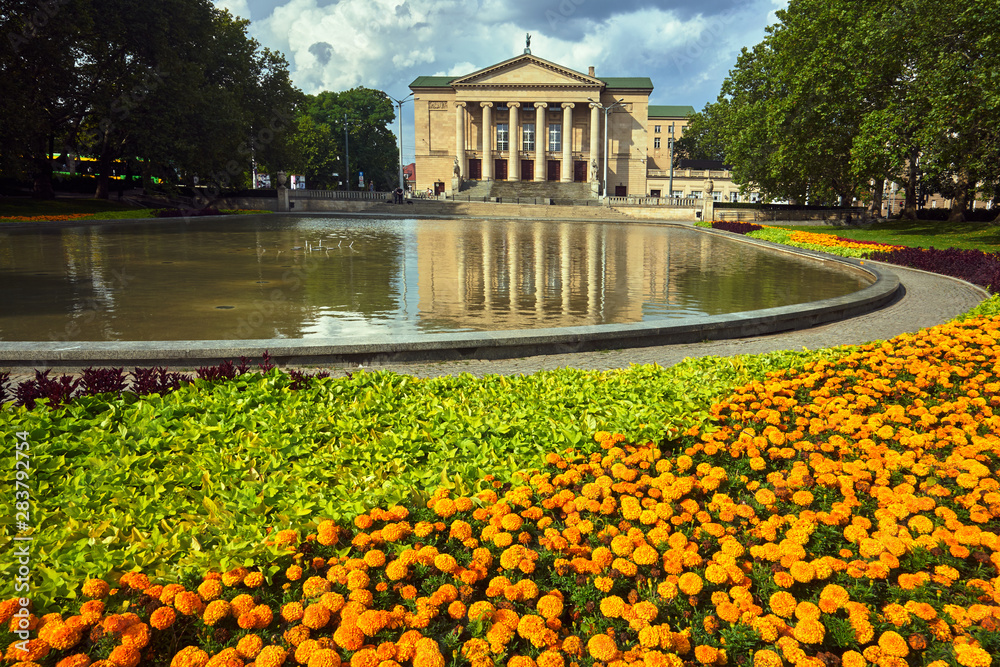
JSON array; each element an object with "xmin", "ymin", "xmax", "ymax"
[
  {"xmin": 409, "ymin": 52, "xmax": 652, "ymax": 196},
  {"xmin": 409, "ymin": 52, "xmax": 759, "ymax": 202}
]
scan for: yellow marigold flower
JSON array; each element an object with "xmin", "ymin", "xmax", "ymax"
[
  {"xmin": 769, "ymin": 592, "xmax": 796, "ymax": 619},
  {"xmin": 678, "ymin": 572, "xmax": 703, "ymax": 596},
  {"xmin": 773, "ymin": 571, "xmax": 794, "ymax": 588},
  {"xmin": 536, "ymin": 650, "xmax": 564, "ymax": 667},
  {"xmin": 587, "ymin": 634, "xmax": 619, "ymax": 662},
  {"xmin": 789, "ymin": 561, "xmax": 815, "ymax": 584},
  {"xmin": 170, "ymin": 646, "xmax": 209, "ymax": 667},
  {"xmin": 794, "ymin": 602, "xmax": 820, "ymax": 621},
  {"xmin": 600, "ymin": 596, "xmax": 627, "ymax": 618},
  {"xmin": 150, "ymin": 607, "xmax": 176, "ymax": 630},
  {"xmin": 255, "ymin": 645, "xmax": 288, "ymax": 667},
  {"xmin": 633, "ymin": 544, "xmax": 659, "ymax": 566},
  {"xmin": 633, "ymin": 601, "xmax": 658, "ymax": 622},
  {"xmin": 594, "ymin": 576, "xmax": 614, "ymax": 593},
  {"xmin": 537, "ymin": 595, "xmax": 563, "ymax": 620},
  {"xmin": 955, "ymin": 644, "xmax": 991, "ymax": 667},
  {"xmin": 753, "ymin": 649, "xmax": 782, "ymax": 667},
  {"xmin": 413, "ymin": 638, "xmax": 444, "ymax": 667},
  {"xmin": 841, "ymin": 651, "xmax": 865, "ymax": 667},
  {"xmin": 792, "ymin": 619, "xmax": 825, "ymax": 644},
  {"xmin": 433, "ymin": 498, "xmax": 456, "ymax": 519},
  {"xmin": 281, "ymin": 602, "xmax": 305, "ymax": 623},
  {"xmin": 877, "ymin": 631, "xmax": 908, "ymax": 657},
  {"xmin": 433, "ymin": 553, "xmax": 458, "ymax": 573}
]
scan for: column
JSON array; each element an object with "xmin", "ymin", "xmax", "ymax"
[
  {"xmin": 455, "ymin": 102, "xmax": 467, "ymax": 181},
  {"xmin": 534, "ymin": 102, "xmax": 547, "ymax": 181},
  {"xmin": 589, "ymin": 103, "xmax": 600, "ymax": 185},
  {"xmin": 508, "ymin": 102, "xmax": 520, "ymax": 181},
  {"xmin": 481, "ymin": 102, "xmax": 493, "ymax": 181},
  {"xmin": 560, "ymin": 103, "xmax": 574, "ymax": 182}
]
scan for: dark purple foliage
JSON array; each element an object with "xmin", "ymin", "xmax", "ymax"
[
  {"xmin": 712, "ymin": 221, "xmax": 764, "ymax": 234},
  {"xmin": 0, "ymin": 372, "xmax": 8, "ymax": 405},
  {"xmin": 258, "ymin": 350, "xmax": 276, "ymax": 373},
  {"xmin": 130, "ymin": 367, "xmax": 191, "ymax": 395},
  {"xmin": 870, "ymin": 247, "xmax": 1000, "ymax": 294},
  {"xmin": 14, "ymin": 370, "xmax": 79, "ymax": 409},
  {"xmin": 287, "ymin": 369, "xmax": 331, "ymax": 391},
  {"xmin": 79, "ymin": 367, "xmax": 128, "ymax": 396},
  {"xmin": 196, "ymin": 359, "xmax": 241, "ymax": 382}
]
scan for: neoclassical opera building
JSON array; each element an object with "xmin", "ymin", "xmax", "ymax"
[{"xmin": 409, "ymin": 49, "xmax": 730, "ymax": 200}]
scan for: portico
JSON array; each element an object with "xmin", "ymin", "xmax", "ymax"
[{"xmin": 410, "ymin": 53, "xmax": 652, "ymax": 197}]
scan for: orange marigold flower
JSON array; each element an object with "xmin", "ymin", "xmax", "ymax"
[
  {"xmin": 308, "ymin": 649, "xmax": 342, "ymax": 667},
  {"xmin": 878, "ymin": 631, "xmax": 908, "ymax": 657},
  {"xmin": 170, "ymin": 646, "xmax": 210, "ymax": 667},
  {"xmin": 793, "ymin": 618, "xmax": 825, "ymax": 644},
  {"xmin": 303, "ymin": 604, "xmax": 332, "ymax": 630},
  {"xmin": 174, "ymin": 592, "xmax": 206, "ymax": 616},
  {"xmin": 56, "ymin": 654, "xmax": 92, "ymax": 667},
  {"xmin": 537, "ymin": 595, "xmax": 563, "ymax": 620},
  {"xmin": 599, "ymin": 596, "xmax": 626, "ymax": 618},
  {"xmin": 197, "ymin": 579, "xmax": 223, "ymax": 601},
  {"xmin": 678, "ymin": 572, "xmax": 704, "ymax": 596},
  {"xmin": 150, "ymin": 607, "xmax": 176, "ymax": 630},
  {"xmin": 587, "ymin": 634, "xmax": 619, "ymax": 662},
  {"xmin": 255, "ymin": 645, "xmax": 288, "ymax": 667},
  {"xmin": 202, "ymin": 600, "xmax": 231, "ymax": 626},
  {"xmin": 82, "ymin": 579, "xmax": 110, "ymax": 599},
  {"xmin": 244, "ymin": 571, "xmax": 265, "ymax": 588},
  {"xmin": 753, "ymin": 650, "xmax": 782, "ymax": 667},
  {"xmin": 235, "ymin": 634, "xmax": 263, "ymax": 660}
]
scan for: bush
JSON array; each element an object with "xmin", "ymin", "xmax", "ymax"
[
  {"xmin": 710, "ymin": 221, "xmax": 763, "ymax": 234},
  {"xmin": 869, "ymin": 246, "xmax": 1000, "ymax": 293}
]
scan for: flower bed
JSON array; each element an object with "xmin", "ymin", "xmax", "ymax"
[{"xmin": 4, "ymin": 310, "xmax": 999, "ymax": 667}]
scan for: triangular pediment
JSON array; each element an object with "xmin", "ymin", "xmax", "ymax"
[{"xmin": 451, "ymin": 54, "xmax": 603, "ymax": 89}]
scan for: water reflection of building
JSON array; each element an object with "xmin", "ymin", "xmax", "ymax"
[{"xmin": 415, "ymin": 221, "xmax": 713, "ymax": 331}]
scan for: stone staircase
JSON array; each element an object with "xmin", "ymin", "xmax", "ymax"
[
  {"xmin": 489, "ymin": 181, "xmax": 598, "ymax": 206},
  {"xmin": 455, "ymin": 180, "xmax": 494, "ymax": 200}
]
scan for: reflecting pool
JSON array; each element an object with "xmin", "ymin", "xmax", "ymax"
[{"xmin": 0, "ymin": 216, "xmax": 870, "ymax": 342}]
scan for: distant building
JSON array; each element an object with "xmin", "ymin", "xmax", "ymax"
[
  {"xmin": 403, "ymin": 162, "xmax": 416, "ymax": 186},
  {"xmin": 409, "ymin": 50, "xmax": 759, "ymax": 201}
]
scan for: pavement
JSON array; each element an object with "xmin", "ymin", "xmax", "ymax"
[{"xmin": 3, "ymin": 261, "xmax": 988, "ymax": 383}]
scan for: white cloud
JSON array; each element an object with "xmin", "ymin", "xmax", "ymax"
[{"xmin": 213, "ymin": 0, "xmax": 251, "ymax": 20}]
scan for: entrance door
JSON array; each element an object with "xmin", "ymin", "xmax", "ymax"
[
  {"xmin": 573, "ymin": 161, "xmax": 586, "ymax": 182},
  {"xmin": 615, "ymin": 185, "xmax": 627, "ymax": 197},
  {"xmin": 494, "ymin": 159, "xmax": 508, "ymax": 181},
  {"xmin": 520, "ymin": 160, "xmax": 533, "ymax": 180},
  {"xmin": 547, "ymin": 160, "xmax": 560, "ymax": 182},
  {"xmin": 468, "ymin": 159, "xmax": 482, "ymax": 180},
  {"xmin": 434, "ymin": 182, "xmax": 445, "ymax": 195}
]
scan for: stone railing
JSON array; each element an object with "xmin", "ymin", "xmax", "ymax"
[
  {"xmin": 291, "ymin": 189, "xmax": 389, "ymax": 200},
  {"xmin": 607, "ymin": 196, "xmax": 699, "ymax": 207}
]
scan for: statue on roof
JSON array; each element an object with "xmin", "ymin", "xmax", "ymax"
[{"xmin": 525, "ymin": 33, "xmax": 531, "ymax": 54}]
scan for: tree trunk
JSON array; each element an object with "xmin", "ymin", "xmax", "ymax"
[
  {"xmin": 30, "ymin": 133, "xmax": 55, "ymax": 199},
  {"xmin": 869, "ymin": 179, "xmax": 884, "ymax": 217},
  {"xmin": 901, "ymin": 149, "xmax": 918, "ymax": 220},
  {"xmin": 949, "ymin": 171, "xmax": 969, "ymax": 222},
  {"xmin": 94, "ymin": 148, "xmax": 112, "ymax": 200}
]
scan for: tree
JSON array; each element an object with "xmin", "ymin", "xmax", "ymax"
[
  {"xmin": 698, "ymin": 0, "xmax": 1000, "ymax": 216},
  {"xmin": 672, "ymin": 108, "xmax": 727, "ymax": 164},
  {"xmin": 0, "ymin": 0, "xmax": 301, "ymax": 198},
  {"xmin": 291, "ymin": 88, "xmax": 399, "ymax": 191}
]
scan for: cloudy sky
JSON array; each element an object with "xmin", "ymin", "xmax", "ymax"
[{"xmin": 213, "ymin": 0, "xmax": 786, "ymax": 165}]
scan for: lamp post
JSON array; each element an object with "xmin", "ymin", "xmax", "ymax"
[
  {"xmin": 387, "ymin": 92, "xmax": 415, "ymax": 192},
  {"xmin": 343, "ymin": 113, "xmax": 350, "ymax": 191},
  {"xmin": 588, "ymin": 97, "xmax": 625, "ymax": 200},
  {"xmin": 668, "ymin": 124, "xmax": 675, "ymax": 199}
]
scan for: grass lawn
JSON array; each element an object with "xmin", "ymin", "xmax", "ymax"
[
  {"xmin": 774, "ymin": 217, "xmax": 1000, "ymax": 251},
  {"xmin": 0, "ymin": 196, "xmax": 150, "ymax": 220}
]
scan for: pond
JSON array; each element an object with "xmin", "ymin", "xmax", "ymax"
[{"xmin": 0, "ymin": 216, "xmax": 870, "ymax": 342}]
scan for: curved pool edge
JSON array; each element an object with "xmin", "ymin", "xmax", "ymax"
[{"xmin": 0, "ymin": 234, "xmax": 901, "ymax": 368}]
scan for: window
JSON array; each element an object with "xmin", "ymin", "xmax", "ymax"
[
  {"xmin": 650, "ymin": 189, "xmax": 661, "ymax": 197},
  {"xmin": 691, "ymin": 191, "xmax": 702, "ymax": 199},
  {"xmin": 672, "ymin": 190, "xmax": 684, "ymax": 198},
  {"xmin": 730, "ymin": 192, "xmax": 738, "ymax": 203},
  {"xmin": 523, "ymin": 123, "xmax": 535, "ymax": 152},
  {"xmin": 654, "ymin": 125, "xmax": 661, "ymax": 133},
  {"xmin": 548, "ymin": 123, "xmax": 561, "ymax": 152},
  {"xmin": 496, "ymin": 123, "xmax": 509, "ymax": 151},
  {"xmin": 654, "ymin": 137, "xmax": 661, "ymax": 149},
  {"xmin": 713, "ymin": 191, "xmax": 722, "ymax": 201}
]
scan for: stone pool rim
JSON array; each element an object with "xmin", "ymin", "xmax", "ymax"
[{"xmin": 0, "ymin": 223, "xmax": 899, "ymax": 368}]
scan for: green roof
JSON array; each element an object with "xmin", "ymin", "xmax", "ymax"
[
  {"xmin": 648, "ymin": 105, "xmax": 696, "ymax": 118},
  {"xmin": 599, "ymin": 77, "xmax": 654, "ymax": 90},
  {"xmin": 409, "ymin": 76, "xmax": 457, "ymax": 88}
]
